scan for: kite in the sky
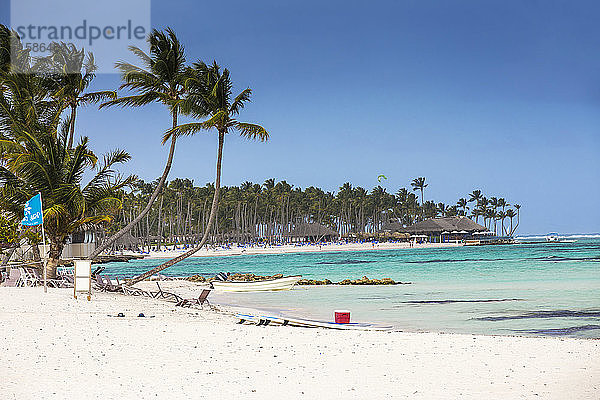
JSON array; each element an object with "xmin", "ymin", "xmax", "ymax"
[{"xmin": 377, "ymin": 174, "xmax": 387, "ymax": 182}]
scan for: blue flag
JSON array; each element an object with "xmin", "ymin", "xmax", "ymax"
[{"xmin": 21, "ymin": 193, "xmax": 43, "ymax": 226}]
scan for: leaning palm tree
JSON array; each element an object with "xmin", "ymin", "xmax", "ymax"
[
  {"xmin": 38, "ymin": 43, "xmax": 117, "ymax": 148},
  {"xmin": 88, "ymin": 28, "xmax": 192, "ymax": 260},
  {"xmin": 128, "ymin": 61, "xmax": 269, "ymax": 284},
  {"xmin": 513, "ymin": 204, "xmax": 521, "ymax": 234},
  {"xmin": 505, "ymin": 209, "xmax": 516, "ymax": 236}
]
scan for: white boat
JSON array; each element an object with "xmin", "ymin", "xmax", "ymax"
[{"xmin": 211, "ymin": 275, "xmax": 302, "ymax": 292}]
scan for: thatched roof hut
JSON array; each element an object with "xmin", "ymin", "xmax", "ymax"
[
  {"xmin": 287, "ymin": 223, "xmax": 338, "ymax": 242},
  {"xmin": 112, "ymin": 232, "xmax": 139, "ymax": 248},
  {"xmin": 379, "ymin": 222, "xmax": 404, "ymax": 233},
  {"xmin": 401, "ymin": 216, "xmax": 486, "ymax": 235}
]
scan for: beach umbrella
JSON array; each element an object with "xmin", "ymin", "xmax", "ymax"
[{"xmin": 459, "ymin": 230, "xmax": 468, "ymax": 234}]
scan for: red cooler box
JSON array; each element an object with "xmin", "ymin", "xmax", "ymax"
[{"xmin": 334, "ymin": 310, "xmax": 350, "ymax": 324}]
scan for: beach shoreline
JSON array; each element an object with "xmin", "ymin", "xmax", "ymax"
[
  {"xmin": 117, "ymin": 241, "xmax": 464, "ymax": 260},
  {"xmin": 1, "ymin": 287, "xmax": 598, "ymax": 399}
]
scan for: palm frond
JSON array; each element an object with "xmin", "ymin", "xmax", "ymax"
[{"xmin": 234, "ymin": 122, "xmax": 269, "ymax": 142}]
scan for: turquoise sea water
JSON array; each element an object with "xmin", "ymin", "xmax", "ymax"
[{"xmin": 103, "ymin": 238, "xmax": 600, "ymax": 338}]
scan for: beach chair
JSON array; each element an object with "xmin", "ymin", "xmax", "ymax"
[
  {"xmin": 1, "ymin": 268, "xmax": 21, "ymax": 287},
  {"xmin": 94, "ymin": 274, "xmax": 108, "ymax": 291},
  {"xmin": 176, "ymin": 289, "xmax": 212, "ymax": 308},
  {"xmin": 151, "ymin": 282, "xmax": 183, "ymax": 303},
  {"xmin": 101, "ymin": 275, "xmax": 123, "ymax": 292},
  {"xmin": 30, "ymin": 268, "xmax": 64, "ymax": 288},
  {"xmin": 122, "ymin": 284, "xmax": 152, "ymax": 297},
  {"xmin": 19, "ymin": 268, "xmax": 38, "ymax": 287}
]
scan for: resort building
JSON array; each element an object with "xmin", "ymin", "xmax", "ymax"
[
  {"xmin": 383, "ymin": 216, "xmax": 488, "ymax": 243},
  {"xmin": 287, "ymin": 222, "xmax": 338, "ymax": 242}
]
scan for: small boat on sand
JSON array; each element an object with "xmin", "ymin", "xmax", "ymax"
[{"xmin": 210, "ymin": 275, "xmax": 302, "ymax": 292}]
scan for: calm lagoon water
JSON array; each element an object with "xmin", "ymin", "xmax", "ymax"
[{"xmin": 104, "ymin": 238, "xmax": 600, "ymax": 339}]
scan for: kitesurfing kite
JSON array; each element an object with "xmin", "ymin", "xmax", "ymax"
[{"xmin": 377, "ymin": 174, "xmax": 387, "ymax": 182}]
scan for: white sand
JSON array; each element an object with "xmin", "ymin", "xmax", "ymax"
[
  {"xmin": 1, "ymin": 287, "xmax": 598, "ymax": 400},
  {"xmin": 121, "ymin": 241, "xmax": 463, "ymax": 259}
]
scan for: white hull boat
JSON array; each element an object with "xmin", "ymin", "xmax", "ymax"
[{"xmin": 211, "ymin": 275, "xmax": 302, "ymax": 292}]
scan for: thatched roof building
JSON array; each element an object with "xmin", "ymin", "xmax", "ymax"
[
  {"xmin": 401, "ymin": 216, "xmax": 486, "ymax": 235},
  {"xmin": 112, "ymin": 232, "xmax": 139, "ymax": 248},
  {"xmin": 287, "ymin": 223, "xmax": 338, "ymax": 242},
  {"xmin": 379, "ymin": 222, "xmax": 404, "ymax": 233}
]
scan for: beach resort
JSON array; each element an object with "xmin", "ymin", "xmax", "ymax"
[{"xmin": 2, "ymin": 1, "xmax": 600, "ymax": 399}]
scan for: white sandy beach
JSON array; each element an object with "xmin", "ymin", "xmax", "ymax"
[
  {"xmin": 121, "ymin": 241, "xmax": 463, "ymax": 259},
  {"xmin": 1, "ymin": 286, "xmax": 598, "ymax": 400}
]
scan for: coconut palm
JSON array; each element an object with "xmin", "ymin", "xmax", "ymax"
[
  {"xmin": 411, "ymin": 177, "xmax": 427, "ymax": 220},
  {"xmin": 128, "ymin": 61, "xmax": 269, "ymax": 284},
  {"xmin": 0, "ymin": 123, "xmax": 133, "ymax": 278},
  {"xmin": 513, "ymin": 204, "xmax": 521, "ymax": 234},
  {"xmin": 505, "ymin": 209, "xmax": 516, "ymax": 236},
  {"xmin": 456, "ymin": 198, "xmax": 468, "ymax": 216},
  {"xmin": 88, "ymin": 28, "xmax": 191, "ymax": 259},
  {"xmin": 468, "ymin": 190, "xmax": 483, "ymax": 223},
  {"xmin": 38, "ymin": 43, "xmax": 117, "ymax": 148}
]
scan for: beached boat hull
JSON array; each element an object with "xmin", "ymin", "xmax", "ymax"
[{"xmin": 211, "ymin": 275, "xmax": 302, "ymax": 292}]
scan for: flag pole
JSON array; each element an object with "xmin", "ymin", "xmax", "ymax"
[{"xmin": 39, "ymin": 192, "xmax": 47, "ymax": 293}]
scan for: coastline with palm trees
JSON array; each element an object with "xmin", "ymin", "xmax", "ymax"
[{"xmin": 1, "ymin": 8, "xmax": 599, "ymax": 400}]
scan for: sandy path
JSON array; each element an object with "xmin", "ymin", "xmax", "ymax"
[{"xmin": 1, "ymin": 287, "xmax": 598, "ymax": 399}]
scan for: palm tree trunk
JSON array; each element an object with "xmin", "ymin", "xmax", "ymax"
[
  {"xmin": 46, "ymin": 239, "xmax": 64, "ymax": 279},
  {"xmin": 128, "ymin": 130, "xmax": 225, "ymax": 284},
  {"xmin": 88, "ymin": 112, "xmax": 178, "ymax": 259},
  {"xmin": 67, "ymin": 105, "xmax": 77, "ymax": 149}
]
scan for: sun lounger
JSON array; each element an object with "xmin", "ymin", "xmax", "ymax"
[
  {"xmin": 30, "ymin": 268, "xmax": 65, "ymax": 288},
  {"xmin": 151, "ymin": 282, "xmax": 183, "ymax": 303},
  {"xmin": 93, "ymin": 274, "xmax": 108, "ymax": 291},
  {"xmin": 122, "ymin": 284, "xmax": 152, "ymax": 297},
  {"xmin": 1, "ymin": 268, "xmax": 21, "ymax": 287},
  {"xmin": 101, "ymin": 275, "xmax": 123, "ymax": 292},
  {"xmin": 18, "ymin": 268, "xmax": 38, "ymax": 287},
  {"xmin": 176, "ymin": 289, "xmax": 211, "ymax": 308}
]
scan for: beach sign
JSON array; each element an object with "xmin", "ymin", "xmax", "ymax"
[
  {"xmin": 21, "ymin": 193, "xmax": 43, "ymax": 226},
  {"xmin": 22, "ymin": 193, "xmax": 49, "ymax": 292},
  {"xmin": 74, "ymin": 260, "xmax": 92, "ymax": 301}
]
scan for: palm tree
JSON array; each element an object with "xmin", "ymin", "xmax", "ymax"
[
  {"xmin": 411, "ymin": 177, "xmax": 427, "ymax": 220},
  {"xmin": 0, "ymin": 124, "xmax": 132, "ymax": 278},
  {"xmin": 497, "ymin": 210, "xmax": 506, "ymax": 236},
  {"xmin": 456, "ymin": 198, "xmax": 468, "ymax": 216},
  {"xmin": 38, "ymin": 43, "xmax": 117, "ymax": 148},
  {"xmin": 129, "ymin": 61, "xmax": 269, "ymax": 284},
  {"xmin": 513, "ymin": 204, "xmax": 521, "ymax": 234},
  {"xmin": 505, "ymin": 209, "xmax": 516, "ymax": 236},
  {"xmin": 468, "ymin": 190, "xmax": 483, "ymax": 223},
  {"xmin": 88, "ymin": 28, "xmax": 191, "ymax": 259},
  {"xmin": 489, "ymin": 197, "xmax": 498, "ymax": 233}
]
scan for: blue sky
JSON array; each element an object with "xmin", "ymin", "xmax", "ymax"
[{"xmin": 2, "ymin": 1, "xmax": 599, "ymax": 234}]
